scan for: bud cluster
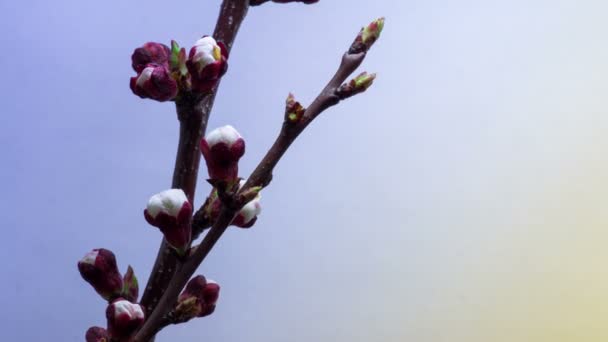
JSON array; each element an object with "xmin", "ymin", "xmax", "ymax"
[
  {"xmin": 130, "ymin": 36, "xmax": 229, "ymax": 102},
  {"xmin": 174, "ymin": 276, "xmax": 220, "ymax": 322},
  {"xmin": 130, "ymin": 42, "xmax": 178, "ymax": 102},
  {"xmin": 79, "ymin": 249, "xmax": 144, "ymax": 340},
  {"xmin": 201, "ymin": 183, "xmax": 262, "ymax": 229}
]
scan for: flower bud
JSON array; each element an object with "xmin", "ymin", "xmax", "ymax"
[
  {"xmin": 131, "ymin": 42, "xmax": 171, "ymax": 73},
  {"xmin": 130, "ymin": 63, "xmax": 178, "ymax": 102},
  {"xmin": 175, "ymin": 276, "xmax": 220, "ymax": 321},
  {"xmin": 200, "ymin": 125, "xmax": 245, "ymax": 181},
  {"xmin": 285, "ymin": 93, "xmax": 305, "ymax": 123},
  {"xmin": 106, "ymin": 299, "xmax": 145, "ymax": 339},
  {"xmin": 232, "ymin": 182, "xmax": 262, "ymax": 228},
  {"xmin": 186, "ymin": 36, "xmax": 228, "ymax": 93},
  {"xmin": 336, "ymin": 72, "xmax": 377, "ymax": 99},
  {"xmin": 202, "ymin": 181, "xmax": 262, "ymax": 228},
  {"xmin": 78, "ymin": 248, "xmax": 123, "ymax": 301},
  {"xmin": 350, "ymin": 17, "xmax": 385, "ymax": 54},
  {"xmin": 144, "ymin": 189, "xmax": 193, "ymax": 253},
  {"xmin": 85, "ymin": 327, "xmax": 109, "ymax": 342}
]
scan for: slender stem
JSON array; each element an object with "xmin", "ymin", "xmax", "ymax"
[
  {"xmin": 242, "ymin": 52, "xmax": 365, "ymax": 190},
  {"xmin": 138, "ymin": 0, "xmax": 251, "ymax": 334},
  {"xmin": 135, "ymin": 41, "xmax": 370, "ymax": 342}
]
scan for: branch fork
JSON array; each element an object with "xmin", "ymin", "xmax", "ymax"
[{"xmin": 79, "ymin": 1, "xmax": 384, "ymax": 341}]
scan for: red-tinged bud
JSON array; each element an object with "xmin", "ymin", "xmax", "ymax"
[
  {"xmin": 121, "ymin": 265, "xmax": 139, "ymax": 303},
  {"xmin": 131, "ymin": 42, "xmax": 171, "ymax": 73},
  {"xmin": 144, "ymin": 189, "xmax": 193, "ymax": 254},
  {"xmin": 201, "ymin": 125, "xmax": 245, "ymax": 181},
  {"xmin": 232, "ymin": 180, "xmax": 262, "ymax": 228},
  {"xmin": 85, "ymin": 326, "xmax": 109, "ymax": 342},
  {"xmin": 78, "ymin": 248, "xmax": 123, "ymax": 301},
  {"xmin": 130, "ymin": 63, "xmax": 178, "ymax": 102},
  {"xmin": 175, "ymin": 276, "xmax": 220, "ymax": 322},
  {"xmin": 186, "ymin": 36, "xmax": 228, "ymax": 93},
  {"xmin": 350, "ymin": 17, "xmax": 385, "ymax": 54},
  {"xmin": 105, "ymin": 299, "xmax": 144, "ymax": 340},
  {"xmin": 336, "ymin": 72, "xmax": 377, "ymax": 99},
  {"xmin": 285, "ymin": 93, "xmax": 306, "ymax": 123}
]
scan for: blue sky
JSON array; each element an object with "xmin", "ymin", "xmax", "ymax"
[{"xmin": 2, "ymin": 0, "xmax": 608, "ymax": 341}]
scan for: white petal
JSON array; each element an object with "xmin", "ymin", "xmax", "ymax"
[
  {"xmin": 238, "ymin": 197, "xmax": 262, "ymax": 224},
  {"xmin": 205, "ymin": 125, "xmax": 242, "ymax": 147},
  {"xmin": 136, "ymin": 67, "xmax": 154, "ymax": 87},
  {"xmin": 192, "ymin": 36, "xmax": 220, "ymax": 70},
  {"xmin": 147, "ymin": 189, "xmax": 188, "ymax": 218},
  {"xmin": 113, "ymin": 300, "xmax": 144, "ymax": 319},
  {"xmin": 81, "ymin": 250, "xmax": 99, "ymax": 265}
]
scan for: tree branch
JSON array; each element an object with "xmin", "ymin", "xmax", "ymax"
[
  {"xmin": 134, "ymin": 27, "xmax": 376, "ymax": 342},
  {"xmin": 138, "ymin": 0, "xmax": 251, "ymax": 332}
]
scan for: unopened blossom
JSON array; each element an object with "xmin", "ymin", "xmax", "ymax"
[
  {"xmin": 232, "ymin": 180, "xmax": 262, "ymax": 228},
  {"xmin": 131, "ymin": 42, "xmax": 171, "ymax": 73},
  {"xmin": 106, "ymin": 299, "xmax": 145, "ymax": 339},
  {"xmin": 174, "ymin": 276, "xmax": 220, "ymax": 321},
  {"xmin": 186, "ymin": 36, "xmax": 228, "ymax": 93},
  {"xmin": 144, "ymin": 189, "xmax": 192, "ymax": 253},
  {"xmin": 78, "ymin": 248, "xmax": 123, "ymax": 301},
  {"xmin": 85, "ymin": 326, "xmax": 109, "ymax": 342},
  {"xmin": 200, "ymin": 125, "xmax": 245, "ymax": 181},
  {"xmin": 130, "ymin": 63, "xmax": 178, "ymax": 102}
]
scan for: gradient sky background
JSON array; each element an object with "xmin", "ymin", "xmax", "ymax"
[{"xmin": 2, "ymin": 0, "xmax": 608, "ymax": 341}]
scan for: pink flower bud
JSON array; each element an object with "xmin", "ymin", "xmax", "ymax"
[
  {"xmin": 85, "ymin": 326, "xmax": 109, "ymax": 342},
  {"xmin": 200, "ymin": 125, "xmax": 245, "ymax": 181},
  {"xmin": 144, "ymin": 189, "xmax": 192, "ymax": 253},
  {"xmin": 232, "ymin": 180, "xmax": 262, "ymax": 228},
  {"xmin": 131, "ymin": 42, "xmax": 171, "ymax": 73},
  {"xmin": 105, "ymin": 299, "xmax": 145, "ymax": 339},
  {"xmin": 78, "ymin": 248, "xmax": 123, "ymax": 301},
  {"xmin": 175, "ymin": 276, "xmax": 220, "ymax": 321},
  {"xmin": 186, "ymin": 36, "xmax": 228, "ymax": 93},
  {"xmin": 130, "ymin": 63, "xmax": 178, "ymax": 102}
]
